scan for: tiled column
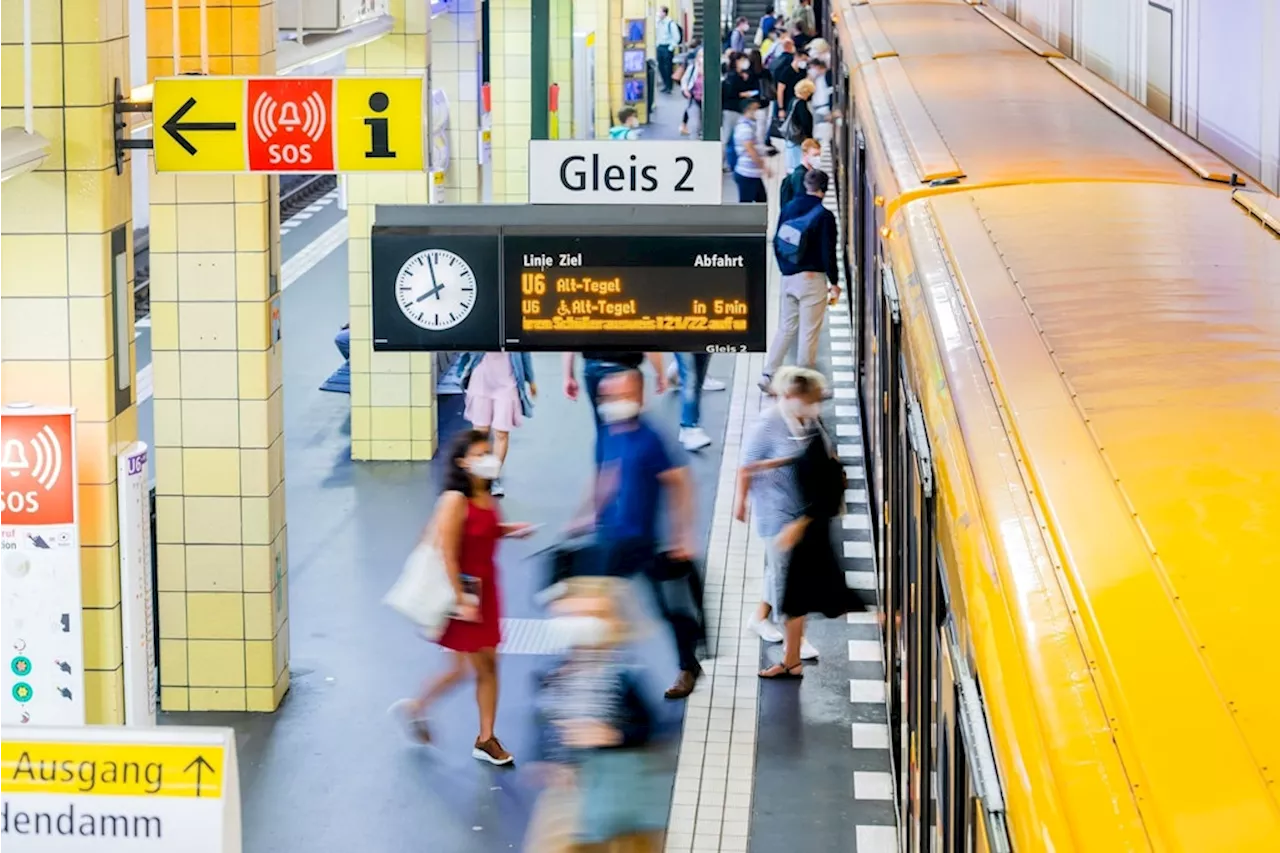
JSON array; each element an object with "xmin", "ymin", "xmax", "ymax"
[
  {"xmin": 346, "ymin": 0, "xmax": 434, "ymax": 460},
  {"xmin": 549, "ymin": 0, "xmax": 572, "ymax": 137},
  {"xmin": 1, "ymin": 0, "xmax": 136, "ymax": 724},
  {"xmin": 146, "ymin": 0, "xmax": 289, "ymax": 713},
  {"xmin": 491, "ymin": 0, "xmax": 532, "ymax": 202},
  {"xmin": 432, "ymin": 0, "xmax": 482, "ymax": 201}
]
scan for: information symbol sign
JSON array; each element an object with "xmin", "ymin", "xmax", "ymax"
[{"xmin": 246, "ymin": 78, "xmax": 335, "ymax": 172}]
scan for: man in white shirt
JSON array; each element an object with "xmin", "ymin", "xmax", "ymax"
[{"xmin": 655, "ymin": 6, "xmax": 681, "ymax": 94}]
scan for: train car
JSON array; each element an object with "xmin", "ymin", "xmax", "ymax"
[{"xmin": 826, "ymin": 1, "xmax": 1280, "ymax": 850}]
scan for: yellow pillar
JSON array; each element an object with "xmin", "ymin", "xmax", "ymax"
[
  {"xmin": 431, "ymin": 0, "xmax": 482, "ymax": 202},
  {"xmin": 347, "ymin": 1, "xmax": 434, "ymax": 461},
  {"xmin": 0, "ymin": 0, "xmax": 137, "ymax": 723},
  {"xmin": 491, "ymin": 0, "xmax": 532, "ymax": 202},
  {"xmin": 549, "ymin": 0, "xmax": 573, "ymax": 138},
  {"xmin": 146, "ymin": 0, "xmax": 289, "ymax": 712}
]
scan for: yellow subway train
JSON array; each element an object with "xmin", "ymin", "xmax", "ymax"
[{"xmin": 826, "ymin": 1, "xmax": 1280, "ymax": 850}]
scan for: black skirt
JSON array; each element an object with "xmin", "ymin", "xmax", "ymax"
[{"xmin": 780, "ymin": 421, "xmax": 855, "ymax": 619}]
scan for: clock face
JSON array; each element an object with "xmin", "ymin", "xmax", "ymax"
[{"xmin": 395, "ymin": 249, "xmax": 478, "ymax": 331}]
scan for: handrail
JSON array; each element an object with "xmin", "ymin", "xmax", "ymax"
[{"xmin": 1232, "ymin": 189, "xmax": 1280, "ymax": 236}]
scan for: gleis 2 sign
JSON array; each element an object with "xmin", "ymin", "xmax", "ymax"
[{"xmin": 528, "ymin": 141, "xmax": 723, "ymax": 206}]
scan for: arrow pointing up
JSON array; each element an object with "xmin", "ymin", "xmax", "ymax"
[
  {"xmin": 184, "ymin": 755, "xmax": 217, "ymax": 797},
  {"xmin": 163, "ymin": 97, "xmax": 237, "ymax": 156}
]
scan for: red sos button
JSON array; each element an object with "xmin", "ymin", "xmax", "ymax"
[{"xmin": 247, "ymin": 78, "xmax": 335, "ymax": 172}]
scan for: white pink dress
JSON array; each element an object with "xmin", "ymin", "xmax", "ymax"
[{"xmin": 464, "ymin": 354, "xmax": 524, "ymax": 432}]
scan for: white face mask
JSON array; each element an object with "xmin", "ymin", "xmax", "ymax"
[
  {"xmin": 808, "ymin": 69, "xmax": 822, "ymax": 80},
  {"xmin": 468, "ymin": 453, "xmax": 502, "ymax": 481},
  {"xmin": 551, "ymin": 616, "xmax": 612, "ymax": 649},
  {"xmin": 738, "ymin": 61, "xmax": 750, "ymax": 71},
  {"xmin": 598, "ymin": 400, "xmax": 641, "ymax": 424},
  {"xmin": 803, "ymin": 154, "xmax": 819, "ymax": 168}
]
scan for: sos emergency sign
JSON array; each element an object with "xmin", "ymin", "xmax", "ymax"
[
  {"xmin": 0, "ymin": 406, "xmax": 85, "ymax": 727},
  {"xmin": 152, "ymin": 75, "xmax": 426, "ymax": 174}
]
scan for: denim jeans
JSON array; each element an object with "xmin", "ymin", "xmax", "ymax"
[
  {"xmin": 784, "ymin": 139, "xmax": 804, "ymax": 171},
  {"xmin": 584, "ymin": 359, "xmax": 629, "ymax": 466},
  {"xmin": 675, "ymin": 353, "xmax": 710, "ymax": 428},
  {"xmin": 734, "ymin": 173, "xmax": 767, "ymax": 203}
]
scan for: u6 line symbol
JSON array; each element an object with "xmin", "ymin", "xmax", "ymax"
[{"xmin": 252, "ymin": 89, "xmax": 328, "ymax": 166}]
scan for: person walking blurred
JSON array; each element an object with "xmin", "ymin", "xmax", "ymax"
[
  {"xmin": 458, "ymin": 351, "xmax": 536, "ymax": 498},
  {"xmin": 389, "ymin": 430, "xmax": 537, "ymax": 763},
  {"xmin": 732, "ymin": 99, "xmax": 770, "ymax": 203},
  {"xmin": 524, "ymin": 577, "xmax": 670, "ymax": 853}
]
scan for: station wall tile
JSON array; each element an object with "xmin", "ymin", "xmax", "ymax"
[
  {"xmin": 187, "ymin": 593, "xmax": 245, "ymax": 640},
  {"xmin": 156, "ymin": 545, "xmax": 186, "ymax": 592},
  {"xmin": 83, "ymin": 605, "xmax": 123, "ymax": 669},
  {"xmin": 187, "ymin": 687, "xmax": 246, "ymax": 711},
  {"xmin": 83, "ymin": 668, "xmax": 123, "ymax": 724},
  {"xmin": 185, "ymin": 543, "xmax": 245, "ymax": 589},
  {"xmin": 79, "ymin": 543, "xmax": 122, "ymax": 608},
  {"xmin": 159, "ymin": 640, "xmax": 188, "ymax": 686}
]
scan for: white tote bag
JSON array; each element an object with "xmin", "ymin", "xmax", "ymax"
[{"xmin": 383, "ymin": 540, "xmax": 456, "ymax": 640}]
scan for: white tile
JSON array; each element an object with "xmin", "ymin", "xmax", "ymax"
[
  {"xmin": 836, "ymin": 422, "xmax": 860, "ymax": 437},
  {"xmin": 848, "ymin": 640, "xmax": 882, "ymax": 662},
  {"xmin": 838, "ymin": 443, "xmax": 863, "ymax": 458},
  {"xmin": 832, "ymin": 370, "xmax": 857, "ymax": 383},
  {"xmin": 835, "ymin": 405, "xmax": 859, "ymax": 418},
  {"xmin": 847, "ymin": 610, "xmax": 879, "ymax": 624},
  {"xmin": 842, "ymin": 514, "xmax": 871, "ymax": 530},
  {"xmin": 831, "ymin": 339, "xmax": 855, "ymax": 352},
  {"xmin": 845, "ymin": 488, "xmax": 868, "ymax": 503},
  {"xmin": 830, "ymin": 326, "xmax": 851, "ymax": 337},
  {"xmin": 831, "ymin": 355, "xmax": 854, "ymax": 367},
  {"xmin": 854, "ymin": 771, "xmax": 895, "ymax": 801},
  {"xmin": 844, "ymin": 540, "xmax": 875, "ymax": 559},
  {"xmin": 845, "ymin": 570, "xmax": 876, "ymax": 590},
  {"xmin": 856, "ymin": 825, "xmax": 899, "ymax": 853},
  {"xmin": 851, "ymin": 723, "xmax": 892, "ymax": 749},
  {"xmin": 845, "ymin": 465, "xmax": 864, "ymax": 479},
  {"xmin": 850, "ymin": 679, "xmax": 887, "ymax": 703},
  {"xmin": 834, "ymin": 387, "xmax": 857, "ymax": 399}
]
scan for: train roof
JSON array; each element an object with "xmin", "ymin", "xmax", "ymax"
[
  {"xmin": 838, "ymin": 1, "xmax": 1241, "ymax": 198},
  {"xmin": 922, "ymin": 181, "xmax": 1280, "ymax": 849}
]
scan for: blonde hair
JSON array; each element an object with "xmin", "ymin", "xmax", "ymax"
[
  {"xmin": 795, "ymin": 79, "xmax": 816, "ymax": 99},
  {"xmin": 807, "ymin": 38, "xmax": 830, "ymax": 56},
  {"xmin": 771, "ymin": 366, "xmax": 827, "ymax": 398}
]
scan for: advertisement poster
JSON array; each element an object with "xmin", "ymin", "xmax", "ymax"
[
  {"xmin": 119, "ymin": 442, "xmax": 158, "ymax": 726},
  {"xmin": 0, "ymin": 406, "xmax": 85, "ymax": 726}
]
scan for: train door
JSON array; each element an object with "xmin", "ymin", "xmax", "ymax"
[
  {"xmin": 880, "ymin": 273, "xmax": 904, "ymax": 790},
  {"xmin": 902, "ymin": 385, "xmax": 936, "ymax": 853}
]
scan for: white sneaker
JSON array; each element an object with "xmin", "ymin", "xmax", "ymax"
[
  {"xmin": 800, "ymin": 638, "xmax": 819, "ymax": 660},
  {"xmin": 679, "ymin": 426, "xmax": 712, "ymax": 451},
  {"xmin": 702, "ymin": 377, "xmax": 727, "ymax": 392},
  {"xmin": 751, "ymin": 619, "xmax": 785, "ymax": 644},
  {"xmin": 490, "ymin": 477, "xmax": 505, "ymax": 497},
  {"xmin": 666, "ymin": 360, "xmax": 680, "ymax": 387}
]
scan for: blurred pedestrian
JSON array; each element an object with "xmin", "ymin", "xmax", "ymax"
[
  {"xmin": 389, "ymin": 430, "xmax": 537, "ymax": 763},
  {"xmin": 459, "ymin": 351, "xmax": 536, "ymax": 497},
  {"xmin": 736, "ymin": 368, "xmax": 828, "ymax": 667},
  {"xmin": 525, "ymin": 577, "xmax": 670, "ymax": 852},
  {"xmin": 563, "ymin": 352, "xmax": 666, "ymax": 467},
  {"xmin": 575, "ymin": 370, "xmax": 703, "ymax": 699}
]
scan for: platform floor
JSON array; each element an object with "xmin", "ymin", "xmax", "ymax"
[{"xmin": 145, "ymin": 85, "xmax": 899, "ymax": 853}]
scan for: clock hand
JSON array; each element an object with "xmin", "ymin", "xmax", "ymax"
[{"xmin": 415, "ymin": 282, "xmax": 443, "ymax": 302}]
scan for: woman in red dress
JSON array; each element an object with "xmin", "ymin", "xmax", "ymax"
[{"xmin": 391, "ymin": 430, "xmax": 536, "ymax": 764}]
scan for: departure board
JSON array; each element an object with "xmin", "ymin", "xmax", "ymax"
[{"xmin": 501, "ymin": 235, "xmax": 767, "ymax": 352}]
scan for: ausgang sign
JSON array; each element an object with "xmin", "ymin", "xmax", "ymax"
[
  {"xmin": 0, "ymin": 725, "xmax": 241, "ymax": 851},
  {"xmin": 528, "ymin": 141, "xmax": 723, "ymax": 205}
]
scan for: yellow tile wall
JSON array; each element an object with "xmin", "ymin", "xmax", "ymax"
[
  {"xmin": 430, "ymin": 0, "xmax": 481, "ymax": 201},
  {"xmin": 147, "ymin": 0, "xmax": 290, "ymax": 713},
  {"xmin": 549, "ymin": 0, "xmax": 573, "ymax": 138},
  {"xmin": 491, "ymin": 0, "xmax": 532, "ymax": 202},
  {"xmin": 0, "ymin": 0, "xmax": 136, "ymax": 725},
  {"xmin": 346, "ymin": 0, "xmax": 436, "ymax": 461}
]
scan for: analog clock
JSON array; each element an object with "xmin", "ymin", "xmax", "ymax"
[{"xmin": 394, "ymin": 249, "xmax": 478, "ymax": 331}]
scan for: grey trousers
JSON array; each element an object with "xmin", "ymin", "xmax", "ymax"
[{"xmin": 764, "ymin": 271, "xmax": 828, "ymax": 376}]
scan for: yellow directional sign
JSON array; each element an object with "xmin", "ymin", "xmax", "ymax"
[
  {"xmin": 1, "ymin": 739, "xmax": 226, "ymax": 799},
  {"xmin": 153, "ymin": 77, "xmax": 247, "ymax": 173},
  {"xmin": 334, "ymin": 76, "xmax": 426, "ymax": 172},
  {"xmin": 151, "ymin": 75, "xmax": 425, "ymax": 174}
]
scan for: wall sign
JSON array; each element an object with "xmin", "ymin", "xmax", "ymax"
[
  {"xmin": 0, "ymin": 407, "xmax": 84, "ymax": 727},
  {"xmin": 369, "ymin": 205, "xmax": 768, "ymax": 353},
  {"xmin": 0, "ymin": 724, "xmax": 241, "ymax": 852},
  {"xmin": 528, "ymin": 141, "xmax": 723, "ymax": 205},
  {"xmin": 118, "ymin": 444, "xmax": 157, "ymax": 727}
]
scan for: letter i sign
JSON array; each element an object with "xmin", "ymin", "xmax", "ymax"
[{"xmin": 247, "ymin": 78, "xmax": 336, "ymax": 172}]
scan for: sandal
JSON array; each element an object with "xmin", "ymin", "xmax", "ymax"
[{"xmin": 759, "ymin": 662, "xmax": 804, "ymax": 679}]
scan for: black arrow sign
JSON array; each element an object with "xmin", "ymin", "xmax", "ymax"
[
  {"xmin": 184, "ymin": 755, "xmax": 217, "ymax": 797},
  {"xmin": 163, "ymin": 97, "xmax": 237, "ymax": 156}
]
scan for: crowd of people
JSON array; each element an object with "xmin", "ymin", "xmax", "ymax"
[{"xmin": 385, "ymin": 7, "xmax": 853, "ymax": 850}]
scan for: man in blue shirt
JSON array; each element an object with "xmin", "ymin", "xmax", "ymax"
[
  {"xmin": 760, "ymin": 168, "xmax": 840, "ymax": 391},
  {"xmin": 592, "ymin": 369, "xmax": 701, "ymax": 698},
  {"xmin": 655, "ymin": 6, "xmax": 681, "ymax": 94}
]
